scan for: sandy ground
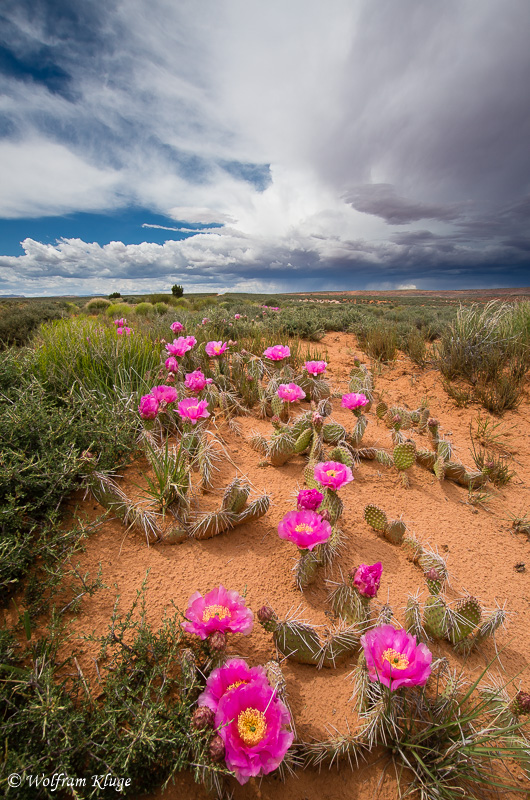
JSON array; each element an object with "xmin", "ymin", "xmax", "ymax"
[{"xmin": 54, "ymin": 332, "xmax": 530, "ymax": 799}]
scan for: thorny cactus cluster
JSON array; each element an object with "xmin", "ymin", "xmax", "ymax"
[{"xmin": 81, "ymin": 327, "xmax": 526, "ymax": 797}]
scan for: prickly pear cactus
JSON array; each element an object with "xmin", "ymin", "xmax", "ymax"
[
  {"xmin": 376, "ymin": 400, "xmax": 388, "ymax": 419},
  {"xmin": 351, "ymin": 414, "xmax": 368, "ymax": 447},
  {"xmin": 294, "ymin": 426, "xmax": 313, "ymax": 454},
  {"xmin": 268, "ymin": 432, "xmax": 296, "ymax": 466},
  {"xmin": 304, "ymin": 460, "xmax": 321, "ymax": 490},
  {"xmin": 424, "ymin": 595, "xmax": 449, "ymax": 640},
  {"xmin": 385, "ymin": 518, "xmax": 406, "ymax": 545},
  {"xmin": 329, "ymin": 446, "xmax": 354, "ymax": 470},
  {"xmin": 329, "ymin": 582, "xmax": 370, "ymax": 628},
  {"xmin": 424, "ymin": 568, "xmax": 444, "ymax": 596},
  {"xmin": 393, "ymin": 441, "xmax": 416, "ymax": 487},
  {"xmin": 402, "ymin": 533, "xmax": 423, "ymax": 563},
  {"xmin": 450, "ymin": 596, "xmax": 482, "ymax": 645},
  {"xmin": 404, "ymin": 594, "xmax": 424, "ymax": 641},
  {"xmin": 319, "ymin": 488, "xmax": 343, "ymax": 526},
  {"xmin": 364, "ymin": 504, "xmax": 388, "ymax": 533},
  {"xmin": 322, "ymin": 422, "xmax": 347, "ymax": 445}
]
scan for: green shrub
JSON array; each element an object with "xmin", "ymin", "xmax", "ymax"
[
  {"xmin": 106, "ymin": 302, "xmax": 132, "ymax": 319},
  {"xmin": 154, "ymin": 302, "xmax": 169, "ymax": 315},
  {"xmin": 85, "ymin": 297, "xmax": 111, "ymax": 311},
  {"xmin": 0, "ymin": 588, "xmax": 225, "ymax": 798},
  {"xmin": 0, "ymin": 300, "xmax": 68, "ymax": 347},
  {"xmin": 134, "ymin": 301, "xmax": 155, "ymax": 317}
]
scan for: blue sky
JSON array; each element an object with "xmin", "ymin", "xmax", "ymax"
[{"xmin": 0, "ymin": 0, "xmax": 529, "ymax": 296}]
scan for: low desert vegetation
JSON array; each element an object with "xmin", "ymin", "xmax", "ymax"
[{"xmin": 0, "ymin": 292, "xmax": 529, "ymax": 798}]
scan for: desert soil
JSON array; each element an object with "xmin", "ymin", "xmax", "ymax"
[{"xmin": 54, "ymin": 332, "xmax": 530, "ymax": 799}]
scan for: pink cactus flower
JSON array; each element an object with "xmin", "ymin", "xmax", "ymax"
[
  {"xmin": 170, "ymin": 320, "xmax": 184, "ymax": 333},
  {"xmin": 202, "ymin": 318, "xmax": 210, "ymax": 325},
  {"xmin": 361, "ymin": 625, "xmax": 432, "ymax": 691},
  {"xmin": 198, "ymin": 658, "xmax": 269, "ymax": 713},
  {"xmin": 234, "ymin": 313, "xmax": 241, "ymax": 320},
  {"xmin": 276, "ymin": 383, "xmax": 306, "ymax": 403},
  {"xmin": 277, "ymin": 509, "xmax": 332, "ymax": 551},
  {"xmin": 177, "ymin": 397, "xmax": 210, "ymax": 425},
  {"xmin": 263, "ymin": 345, "xmax": 290, "ymax": 361},
  {"xmin": 297, "ymin": 488, "xmax": 324, "ymax": 512},
  {"xmin": 116, "ymin": 326, "xmax": 132, "ymax": 336},
  {"xmin": 165, "ymin": 356, "xmax": 179, "ymax": 372},
  {"xmin": 184, "ymin": 369, "xmax": 209, "ymax": 393},
  {"xmin": 138, "ymin": 394, "xmax": 159, "ymax": 419},
  {"xmin": 215, "ymin": 681, "xmax": 293, "ymax": 785},
  {"xmin": 314, "ymin": 461, "xmax": 354, "ymax": 491},
  {"xmin": 351, "ymin": 562, "xmax": 383, "ymax": 598},
  {"xmin": 205, "ymin": 340, "xmax": 229, "ymax": 357},
  {"xmin": 182, "ymin": 586, "xmax": 253, "ymax": 640},
  {"xmin": 113, "ymin": 317, "xmax": 127, "ymax": 326},
  {"xmin": 151, "ymin": 384, "xmax": 178, "ymax": 404},
  {"xmin": 341, "ymin": 393, "xmax": 369, "ymax": 411},
  {"xmin": 304, "ymin": 360, "xmax": 327, "ymax": 375},
  {"xmin": 166, "ymin": 336, "xmax": 196, "ymax": 357}
]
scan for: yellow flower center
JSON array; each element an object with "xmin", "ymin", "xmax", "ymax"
[
  {"xmin": 237, "ymin": 707, "xmax": 267, "ymax": 746},
  {"xmin": 382, "ymin": 648, "xmax": 410, "ymax": 670},
  {"xmin": 226, "ymin": 679, "xmax": 248, "ymax": 692},
  {"xmin": 326, "ymin": 469, "xmax": 338, "ymax": 477},
  {"xmin": 294, "ymin": 523, "xmax": 314, "ymax": 533},
  {"xmin": 202, "ymin": 604, "xmax": 231, "ymax": 622}
]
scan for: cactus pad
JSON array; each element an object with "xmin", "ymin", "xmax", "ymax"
[{"xmin": 364, "ymin": 504, "xmax": 388, "ymax": 532}]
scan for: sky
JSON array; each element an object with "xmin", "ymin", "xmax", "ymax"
[{"xmin": 0, "ymin": 0, "xmax": 529, "ymax": 297}]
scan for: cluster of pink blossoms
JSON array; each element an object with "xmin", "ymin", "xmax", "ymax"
[
  {"xmin": 263, "ymin": 344, "xmax": 290, "ymax": 361},
  {"xmin": 276, "ymin": 383, "xmax": 306, "ymax": 403},
  {"xmin": 165, "ymin": 335, "xmax": 197, "ymax": 357},
  {"xmin": 113, "ymin": 317, "xmax": 132, "ymax": 335},
  {"xmin": 196, "ymin": 658, "xmax": 293, "ymax": 784},
  {"xmin": 138, "ymin": 384, "xmax": 178, "ymax": 419}
]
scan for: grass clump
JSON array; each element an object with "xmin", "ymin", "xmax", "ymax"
[{"xmin": 437, "ymin": 301, "xmax": 529, "ymax": 414}]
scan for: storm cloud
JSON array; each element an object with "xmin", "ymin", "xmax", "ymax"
[{"xmin": 0, "ymin": 0, "xmax": 529, "ymax": 294}]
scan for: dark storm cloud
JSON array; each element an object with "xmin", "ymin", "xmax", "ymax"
[
  {"xmin": 345, "ymin": 185, "xmax": 460, "ymax": 225},
  {"xmin": 0, "ymin": 0, "xmax": 530, "ymax": 294}
]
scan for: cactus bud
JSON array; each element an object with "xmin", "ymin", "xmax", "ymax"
[
  {"xmin": 208, "ymin": 630, "xmax": 226, "ymax": 652},
  {"xmin": 392, "ymin": 414, "xmax": 402, "ymax": 426},
  {"xmin": 191, "ymin": 706, "xmax": 215, "ymax": 730},
  {"xmin": 509, "ymin": 691, "xmax": 530, "ymax": 717},
  {"xmin": 319, "ymin": 508, "xmax": 331, "ymax": 523},
  {"xmin": 425, "ymin": 567, "xmax": 443, "ymax": 595},
  {"xmin": 257, "ymin": 605, "xmax": 276, "ymax": 625},
  {"xmin": 312, "ymin": 412, "xmax": 323, "ymax": 429},
  {"xmin": 209, "ymin": 734, "xmax": 226, "ymax": 762},
  {"xmin": 427, "ymin": 418, "xmax": 439, "ymax": 429}
]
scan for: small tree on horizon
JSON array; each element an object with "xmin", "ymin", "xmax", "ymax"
[
  {"xmin": 171, "ymin": 284, "xmax": 184, "ymax": 297},
  {"xmin": 108, "ymin": 291, "xmax": 122, "ymax": 299}
]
